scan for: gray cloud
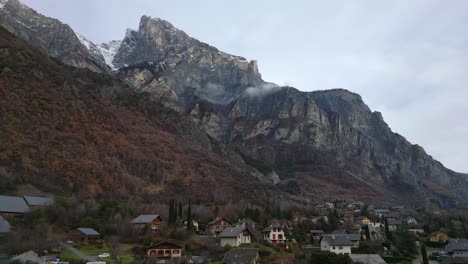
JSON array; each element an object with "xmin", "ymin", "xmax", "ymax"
[{"xmin": 21, "ymin": 0, "xmax": 468, "ymax": 172}]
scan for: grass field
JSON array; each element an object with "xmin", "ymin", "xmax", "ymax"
[
  {"xmin": 75, "ymin": 243, "xmax": 111, "ymax": 256},
  {"xmin": 59, "ymin": 248, "xmax": 84, "ymax": 264},
  {"xmin": 119, "ymin": 243, "xmax": 135, "ymax": 264}
]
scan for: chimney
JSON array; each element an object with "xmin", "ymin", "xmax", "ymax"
[{"xmin": 332, "ymin": 235, "xmax": 335, "ymax": 239}]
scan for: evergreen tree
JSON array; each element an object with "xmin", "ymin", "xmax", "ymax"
[
  {"xmin": 385, "ymin": 218, "xmax": 392, "ymax": 240},
  {"xmin": 178, "ymin": 201, "xmax": 183, "ymax": 220},
  {"xmin": 421, "ymin": 243, "xmax": 429, "ymax": 264},
  {"xmin": 364, "ymin": 224, "xmax": 371, "ymax": 240},
  {"xmin": 168, "ymin": 199, "xmax": 173, "ymax": 224},
  {"xmin": 186, "ymin": 200, "xmax": 193, "ymax": 230}
]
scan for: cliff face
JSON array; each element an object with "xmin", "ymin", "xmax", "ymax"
[
  {"xmin": 0, "ymin": 2, "xmax": 466, "ymax": 208},
  {"xmin": 0, "ymin": 0, "xmax": 109, "ymax": 72},
  {"xmin": 114, "ymin": 16, "xmax": 262, "ymax": 110},
  {"xmin": 111, "ymin": 17, "xmax": 467, "ymax": 207}
]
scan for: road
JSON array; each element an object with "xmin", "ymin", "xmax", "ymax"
[{"xmin": 59, "ymin": 242, "xmax": 97, "ymax": 262}]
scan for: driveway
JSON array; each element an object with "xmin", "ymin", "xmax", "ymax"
[{"xmin": 59, "ymin": 242, "xmax": 97, "ymax": 262}]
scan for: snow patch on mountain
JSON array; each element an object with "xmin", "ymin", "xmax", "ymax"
[
  {"xmin": 97, "ymin": 40, "xmax": 122, "ymax": 70},
  {"xmin": 0, "ymin": 0, "xmax": 9, "ymax": 9}
]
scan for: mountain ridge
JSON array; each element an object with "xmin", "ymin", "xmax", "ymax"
[{"xmin": 1, "ymin": 1, "xmax": 466, "ymax": 209}]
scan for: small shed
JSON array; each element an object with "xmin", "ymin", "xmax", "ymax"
[{"xmin": 70, "ymin": 228, "xmax": 101, "ymax": 243}]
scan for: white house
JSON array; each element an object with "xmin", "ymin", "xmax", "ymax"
[
  {"xmin": 262, "ymin": 223, "xmax": 287, "ymax": 245},
  {"xmin": 404, "ymin": 217, "xmax": 418, "ymax": 225},
  {"xmin": 320, "ymin": 234, "xmax": 353, "ymax": 255},
  {"xmin": 220, "ymin": 226, "xmax": 253, "ymax": 247}
]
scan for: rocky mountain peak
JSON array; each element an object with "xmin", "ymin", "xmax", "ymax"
[{"xmin": 0, "ymin": 0, "xmax": 109, "ymax": 72}]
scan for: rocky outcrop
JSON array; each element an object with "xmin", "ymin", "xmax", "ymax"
[
  {"xmin": 0, "ymin": 0, "xmax": 109, "ymax": 72},
  {"xmin": 114, "ymin": 16, "xmax": 262, "ymax": 109}
]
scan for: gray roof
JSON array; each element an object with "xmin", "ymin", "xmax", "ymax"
[
  {"xmin": 23, "ymin": 196, "xmax": 53, "ymax": 207},
  {"xmin": 0, "ymin": 195, "xmax": 30, "ymax": 214},
  {"xmin": 220, "ymin": 226, "xmax": 248, "ymax": 238},
  {"xmin": 332, "ymin": 229, "xmax": 348, "ymax": 234},
  {"xmin": 309, "ymin": 230, "xmax": 325, "ymax": 234},
  {"xmin": 262, "ymin": 223, "xmax": 282, "ymax": 232},
  {"xmin": 208, "ymin": 217, "xmax": 232, "ymax": 225},
  {"xmin": 339, "ymin": 233, "xmax": 361, "ymax": 242},
  {"xmin": 222, "ymin": 248, "xmax": 259, "ymax": 264},
  {"xmin": 321, "ymin": 235, "xmax": 354, "ymax": 247},
  {"xmin": 0, "ymin": 215, "xmax": 11, "ymax": 233},
  {"xmin": 130, "ymin": 214, "xmax": 161, "ymax": 224},
  {"xmin": 446, "ymin": 238, "xmax": 468, "ymax": 252},
  {"xmin": 387, "ymin": 220, "xmax": 403, "ymax": 225},
  {"xmin": 350, "ymin": 254, "xmax": 387, "ymax": 264},
  {"xmin": 77, "ymin": 227, "xmax": 100, "ymax": 236}
]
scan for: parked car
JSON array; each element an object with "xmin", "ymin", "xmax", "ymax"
[
  {"xmin": 98, "ymin": 253, "xmax": 110, "ymax": 258},
  {"xmin": 51, "ymin": 258, "xmax": 60, "ymax": 264}
]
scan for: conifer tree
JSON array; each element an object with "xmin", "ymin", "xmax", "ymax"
[
  {"xmin": 186, "ymin": 200, "xmax": 193, "ymax": 230},
  {"xmin": 421, "ymin": 243, "xmax": 429, "ymax": 264},
  {"xmin": 178, "ymin": 201, "xmax": 183, "ymax": 220}
]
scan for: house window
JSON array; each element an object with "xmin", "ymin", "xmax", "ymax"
[
  {"xmin": 278, "ymin": 234, "xmax": 283, "ymax": 239},
  {"xmin": 272, "ymin": 234, "xmax": 276, "ymax": 239},
  {"xmin": 333, "ymin": 247, "xmax": 335, "ymax": 250},
  {"xmin": 339, "ymin": 246, "xmax": 343, "ymax": 250},
  {"xmin": 165, "ymin": 250, "xmax": 171, "ymax": 255},
  {"xmin": 173, "ymin": 250, "xmax": 180, "ymax": 254}
]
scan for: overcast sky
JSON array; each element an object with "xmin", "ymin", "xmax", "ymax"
[{"xmin": 21, "ymin": 0, "xmax": 468, "ymax": 173}]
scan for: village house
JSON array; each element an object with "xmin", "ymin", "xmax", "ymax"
[
  {"xmin": 269, "ymin": 218, "xmax": 293, "ymax": 230},
  {"xmin": 320, "ymin": 234, "xmax": 353, "ymax": 255},
  {"xmin": 207, "ymin": 217, "xmax": 232, "ymax": 236},
  {"xmin": 146, "ymin": 242, "xmax": 182, "ymax": 260},
  {"xmin": 23, "ymin": 196, "xmax": 54, "ymax": 208},
  {"xmin": 355, "ymin": 216, "xmax": 371, "ymax": 225},
  {"xmin": 367, "ymin": 225, "xmax": 382, "ymax": 240},
  {"xmin": 0, "ymin": 195, "xmax": 30, "ymax": 219},
  {"xmin": 0, "ymin": 215, "xmax": 12, "ymax": 234},
  {"xmin": 429, "ymin": 230, "xmax": 449, "ymax": 243},
  {"xmin": 69, "ymin": 228, "xmax": 101, "ymax": 243},
  {"xmin": 407, "ymin": 224, "xmax": 425, "ymax": 235},
  {"xmin": 404, "ymin": 216, "xmax": 418, "ymax": 225},
  {"xmin": 387, "ymin": 220, "xmax": 402, "ymax": 231},
  {"xmin": 130, "ymin": 214, "xmax": 163, "ymax": 230},
  {"xmin": 445, "ymin": 238, "xmax": 468, "ymax": 257},
  {"xmin": 222, "ymin": 248, "xmax": 259, "ymax": 264},
  {"xmin": 262, "ymin": 223, "xmax": 287, "ymax": 245},
  {"xmin": 343, "ymin": 233, "xmax": 361, "ymax": 248},
  {"xmin": 220, "ymin": 226, "xmax": 254, "ymax": 247}
]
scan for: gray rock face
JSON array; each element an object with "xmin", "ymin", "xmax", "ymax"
[
  {"xmin": 0, "ymin": 0, "xmax": 109, "ymax": 72},
  {"xmin": 114, "ymin": 16, "xmax": 262, "ymax": 109},
  {"xmin": 222, "ymin": 88, "xmax": 468, "ymax": 206},
  {"xmin": 111, "ymin": 16, "xmax": 468, "ymax": 207}
]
